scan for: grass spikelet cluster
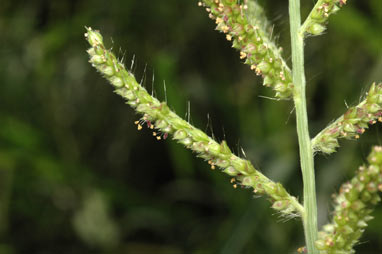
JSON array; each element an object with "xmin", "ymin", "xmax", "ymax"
[
  {"xmin": 316, "ymin": 146, "xmax": 382, "ymax": 253},
  {"xmin": 312, "ymin": 83, "xmax": 382, "ymax": 154},
  {"xmin": 84, "ymin": 27, "xmax": 303, "ymax": 217},
  {"xmin": 301, "ymin": 0, "xmax": 348, "ymax": 36},
  {"xmin": 199, "ymin": 0, "xmax": 294, "ymax": 99}
]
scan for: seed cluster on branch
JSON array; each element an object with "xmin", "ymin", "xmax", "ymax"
[
  {"xmin": 312, "ymin": 82, "xmax": 382, "ymax": 154},
  {"xmin": 301, "ymin": 0, "xmax": 348, "ymax": 36},
  {"xmin": 84, "ymin": 27, "xmax": 303, "ymax": 217},
  {"xmin": 316, "ymin": 146, "xmax": 382, "ymax": 253},
  {"xmin": 199, "ymin": 0, "xmax": 294, "ymax": 99}
]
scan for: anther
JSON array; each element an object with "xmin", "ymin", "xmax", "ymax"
[{"xmin": 221, "ymin": 25, "xmax": 229, "ymax": 33}]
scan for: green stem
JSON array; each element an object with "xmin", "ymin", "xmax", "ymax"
[{"xmin": 289, "ymin": 0, "xmax": 318, "ymax": 253}]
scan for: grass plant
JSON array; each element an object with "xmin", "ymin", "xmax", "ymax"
[{"xmin": 85, "ymin": 0, "xmax": 382, "ymax": 253}]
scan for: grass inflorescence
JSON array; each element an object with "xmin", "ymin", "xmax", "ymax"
[
  {"xmin": 199, "ymin": 0, "xmax": 294, "ymax": 99},
  {"xmin": 84, "ymin": 27, "xmax": 304, "ymax": 217}
]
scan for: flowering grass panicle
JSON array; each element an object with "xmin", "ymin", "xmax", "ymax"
[
  {"xmin": 312, "ymin": 82, "xmax": 382, "ymax": 154},
  {"xmin": 301, "ymin": 0, "xmax": 348, "ymax": 36},
  {"xmin": 84, "ymin": 27, "xmax": 303, "ymax": 217},
  {"xmin": 199, "ymin": 0, "xmax": 294, "ymax": 99},
  {"xmin": 84, "ymin": 0, "xmax": 382, "ymax": 251},
  {"xmin": 316, "ymin": 146, "xmax": 382, "ymax": 253}
]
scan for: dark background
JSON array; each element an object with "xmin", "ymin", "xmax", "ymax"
[{"xmin": 1, "ymin": 0, "xmax": 381, "ymax": 253}]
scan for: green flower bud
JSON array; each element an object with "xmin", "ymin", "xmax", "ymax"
[
  {"xmin": 357, "ymin": 220, "xmax": 368, "ymax": 228},
  {"xmin": 179, "ymin": 137, "xmax": 193, "ymax": 146},
  {"xmin": 314, "ymin": 239, "xmax": 327, "ymax": 250},
  {"xmin": 223, "ymin": 166, "xmax": 239, "ymax": 176},
  {"xmin": 192, "ymin": 141, "xmax": 208, "ymax": 153},
  {"xmin": 308, "ymin": 23, "xmax": 326, "ymax": 35},
  {"xmin": 90, "ymin": 55, "xmax": 105, "ymax": 64},
  {"xmin": 100, "ymin": 65, "xmax": 114, "ymax": 76},
  {"xmin": 220, "ymin": 141, "xmax": 231, "ymax": 155},
  {"xmin": 271, "ymin": 200, "xmax": 290, "ymax": 211},
  {"xmin": 85, "ymin": 27, "xmax": 103, "ymax": 46},
  {"xmin": 173, "ymin": 130, "xmax": 187, "ymax": 140},
  {"xmin": 207, "ymin": 141, "xmax": 221, "ymax": 156},
  {"xmin": 110, "ymin": 76, "xmax": 123, "ymax": 87},
  {"xmin": 351, "ymin": 200, "xmax": 365, "ymax": 211},
  {"xmin": 215, "ymin": 158, "xmax": 230, "ymax": 168},
  {"xmin": 155, "ymin": 120, "xmax": 169, "ymax": 129},
  {"xmin": 136, "ymin": 103, "xmax": 151, "ymax": 113},
  {"xmin": 241, "ymin": 176, "xmax": 256, "ymax": 187},
  {"xmin": 190, "ymin": 128, "xmax": 210, "ymax": 142}
]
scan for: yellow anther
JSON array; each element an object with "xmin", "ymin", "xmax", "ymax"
[
  {"xmin": 134, "ymin": 120, "xmax": 139, "ymax": 125},
  {"xmin": 255, "ymin": 67, "xmax": 262, "ymax": 75},
  {"xmin": 240, "ymin": 52, "xmax": 246, "ymax": 59},
  {"xmin": 153, "ymin": 132, "xmax": 157, "ymax": 136},
  {"xmin": 233, "ymin": 184, "xmax": 237, "ymax": 189},
  {"xmin": 297, "ymin": 247, "xmax": 306, "ymax": 253},
  {"xmin": 230, "ymin": 178, "xmax": 235, "ymax": 183},
  {"xmin": 211, "ymin": 165, "xmax": 215, "ymax": 170},
  {"xmin": 137, "ymin": 124, "xmax": 142, "ymax": 130},
  {"xmin": 156, "ymin": 136, "xmax": 161, "ymax": 140},
  {"xmin": 226, "ymin": 34, "xmax": 232, "ymax": 41},
  {"xmin": 221, "ymin": 25, "xmax": 229, "ymax": 33},
  {"xmin": 215, "ymin": 17, "xmax": 223, "ymax": 24}
]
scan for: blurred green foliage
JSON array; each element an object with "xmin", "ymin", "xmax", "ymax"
[{"xmin": 0, "ymin": 0, "xmax": 381, "ymax": 253}]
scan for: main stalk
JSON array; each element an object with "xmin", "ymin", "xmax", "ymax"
[{"xmin": 288, "ymin": 0, "xmax": 319, "ymax": 253}]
